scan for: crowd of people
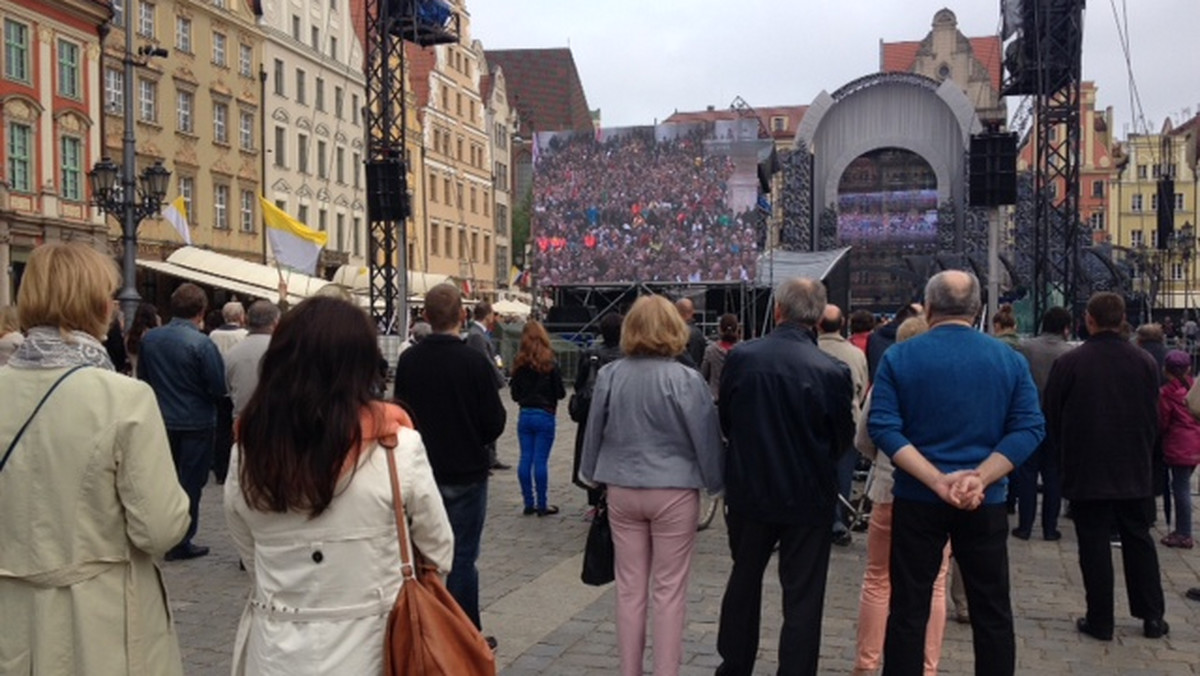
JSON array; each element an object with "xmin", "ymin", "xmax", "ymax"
[
  {"xmin": 4, "ymin": 241, "xmax": 1200, "ymax": 676},
  {"xmin": 532, "ymin": 128, "xmax": 761, "ymax": 286}
]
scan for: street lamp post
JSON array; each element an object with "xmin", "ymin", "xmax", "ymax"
[{"xmin": 89, "ymin": 6, "xmax": 170, "ymax": 329}]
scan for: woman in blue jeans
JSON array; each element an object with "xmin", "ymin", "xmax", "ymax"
[{"xmin": 510, "ymin": 321, "xmax": 567, "ymax": 515}]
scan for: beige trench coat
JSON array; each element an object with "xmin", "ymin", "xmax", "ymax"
[{"xmin": 0, "ymin": 366, "xmax": 190, "ymax": 675}]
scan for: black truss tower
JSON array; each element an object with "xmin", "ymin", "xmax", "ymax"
[
  {"xmin": 363, "ymin": 1, "xmax": 459, "ymax": 333},
  {"xmin": 1004, "ymin": 0, "xmax": 1086, "ymax": 323}
]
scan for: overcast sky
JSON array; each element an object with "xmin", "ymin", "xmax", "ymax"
[{"xmin": 468, "ymin": 1, "xmax": 1200, "ymax": 139}]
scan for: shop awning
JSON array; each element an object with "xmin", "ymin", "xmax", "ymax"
[{"xmin": 137, "ymin": 246, "xmax": 339, "ymax": 304}]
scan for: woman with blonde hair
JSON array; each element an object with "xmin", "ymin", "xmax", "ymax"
[
  {"xmin": 580, "ymin": 295, "xmax": 724, "ymax": 676},
  {"xmin": 509, "ymin": 320, "xmax": 567, "ymax": 515},
  {"xmin": 853, "ymin": 315, "xmax": 951, "ymax": 676},
  {"xmin": 0, "ymin": 242, "xmax": 190, "ymax": 675},
  {"xmin": 225, "ymin": 296, "xmax": 454, "ymax": 674}
]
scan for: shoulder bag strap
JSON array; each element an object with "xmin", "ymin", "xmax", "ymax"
[
  {"xmin": 384, "ymin": 444, "xmax": 417, "ymax": 581},
  {"xmin": 0, "ymin": 365, "xmax": 88, "ymax": 474}
]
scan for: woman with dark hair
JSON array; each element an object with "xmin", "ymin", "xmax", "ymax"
[
  {"xmin": 509, "ymin": 320, "xmax": 566, "ymax": 516},
  {"xmin": 700, "ymin": 313, "xmax": 739, "ymax": 401},
  {"xmin": 224, "ymin": 296, "xmax": 454, "ymax": 674},
  {"xmin": 572, "ymin": 312, "xmax": 624, "ymax": 511},
  {"xmin": 125, "ymin": 301, "xmax": 161, "ymax": 376}
]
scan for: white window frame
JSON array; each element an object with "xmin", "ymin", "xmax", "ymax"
[
  {"xmin": 176, "ymin": 90, "xmax": 194, "ymax": 133},
  {"xmin": 213, "ymin": 101, "xmax": 229, "ymax": 144},
  {"xmin": 240, "ymin": 190, "xmax": 254, "ymax": 233},
  {"xmin": 238, "ymin": 44, "xmax": 252, "ymax": 77},
  {"xmin": 214, "ymin": 184, "xmax": 229, "ymax": 229},
  {"xmin": 239, "ymin": 111, "xmax": 253, "ymax": 149},
  {"xmin": 138, "ymin": 2, "xmax": 156, "ymax": 39},
  {"xmin": 138, "ymin": 79, "xmax": 157, "ymax": 122},
  {"xmin": 212, "ymin": 32, "xmax": 226, "ymax": 67},
  {"xmin": 179, "ymin": 176, "xmax": 194, "ymax": 224},
  {"xmin": 105, "ymin": 68, "xmax": 124, "ymax": 112},
  {"xmin": 175, "ymin": 16, "xmax": 192, "ymax": 52}
]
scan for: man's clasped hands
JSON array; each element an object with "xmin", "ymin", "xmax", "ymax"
[{"xmin": 934, "ymin": 470, "xmax": 987, "ymax": 510}]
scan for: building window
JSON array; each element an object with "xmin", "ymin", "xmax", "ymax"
[
  {"xmin": 239, "ymin": 44, "xmax": 252, "ymax": 77},
  {"xmin": 456, "ymin": 93, "xmax": 462, "ymax": 116},
  {"xmin": 1137, "ymin": 164, "xmax": 1147, "ymax": 179},
  {"xmin": 268, "ymin": 59, "xmax": 282, "ymax": 95},
  {"xmin": 335, "ymin": 146, "xmax": 345, "ymax": 183},
  {"xmin": 5, "ymin": 122, "xmax": 31, "ymax": 192},
  {"xmin": 138, "ymin": 2, "xmax": 155, "ymax": 38},
  {"xmin": 3, "ymin": 19, "xmax": 30, "ymax": 82},
  {"xmin": 297, "ymin": 133, "xmax": 309, "ymax": 173},
  {"xmin": 444, "ymin": 226, "xmax": 451, "ymax": 257},
  {"xmin": 352, "ymin": 151, "xmax": 360, "ymax": 188},
  {"xmin": 483, "ymin": 190, "xmax": 489, "ymax": 217},
  {"xmin": 351, "ymin": 94, "xmax": 359, "ymax": 125},
  {"xmin": 458, "ymin": 227, "xmax": 466, "ymax": 259},
  {"xmin": 111, "ymin": 0, "xmax": 124, "ymax": 25},
  {"xmin": 1131, "ymin": 194, "xmax": 1143, "ymax": 212},
  {"xmin": 470, "ymin": 232, "xmax": 478, "ymax": 261},
  {"xmin": 353, "ymin": 216, "xmax": 361, "ymax": 256},
  {"xmin": 1132, "ymin": 229, "xmax": 1144, "ymax": 247},
  {"xmin": 291, "ymin": 15, "xmax": 301, "ymax": 41},
  {"xmin": 334, "ymin": 86, "xmax": 344, "ymax": 118},
  {"xmin": 298, "ymin": 204, "xmax": 308, "ymax": 224},
  {"xmin": 470, "ymin": 186, "xmax": 477, "ymax": 213},
  {"xmin": 295, "ymin": 69, "xmax": 306, "ymax": 104},
  {"xmin": 138, "ymin": 79, "xmax": 157, "ymax": 122},
  {"xmin": 175, "ymin": 17, "xmax": 192, "ymax": 52},
  {"xmin": 179, "ymin": 176, "xmax": 194, "ymax": 223},
  {"xmin": 428, "ymin": 173, "xmax": 436, "ymax": 202},
  {"xmin": 60, "ymin": 136, "xmax": 83, "ymax": 201},
  {"xmin": 456, "ymin": 138, "xmax": 463, "ymax": 161},
  {"xmin": 497, "ymin": 245, "xmax": 508, "ymax": 272},
  {"xmin": 213, "ymin": 0, "xmax": 226, "ymax": 8},
  {"xmin": 315, "ymin": 77, "xmax": 325, "ymax": 111},
  {"xmin": 329, "ymin": 36, "xmax": 338, "ymax": 61},
  {"xmin": 1091, "ymin": 180, "xmax": 1104, "ymax": 198},
  {"xmin": 317, "ymin": 140, "xmax": 327, "ymax": 178},
  {"xmin": 56, "ymin": 40, "xmax": 81, "ymax": 99},
  {"xmin": 239, "ymin": 111, "xmax": 253, "ymax": 149},
  {"xmin": 456, "ymin": 182, "xmax": 463, "ymax": 208},
  {"xmin": 1089, "ymin": 212, "xmax": 1105, "ymax": 230},
  {"xmin": 176, "ymin": 90, "xmax": 194, "ymax": 132},
  {"xmin": 213, "ymin": 101, "xmax": 229, "ymax": 144},
  {"xmin": 443, "ymin": 178, "xmax": 450, "ymax": 204},
  {"xmin": 273, "ymin": 126, "xmax": 286, "ymax": 166},
  {"xmin": 1173, "ymin": 262, "xmax": 1184, "ymax": 281},
  {"xmin": 1176, "ymin": 193, "xmax": 1185, "ymax": 211},
  {"xmin": 335, "ymin": 213, "xmax": 344, "ymax": 250},
  {"xmin": 240, "ymin": 190, "xmax": 254, "ymax": 232},
  {"xmin": 214, "ymin": 184, "xmax": 229, "ymax": 229},
  {"xmin": 1152, "ymin": 164, "xmax": 1162, "ymax": 179},
  {"xmin": 310, "ymin": 26, "xmax": 320, "ymax": 52},
  {"xmin": 318, "ymin": 208, "xmax": 327, "ymax": 232},
  {"xmin": 495, "ymin": 203, "xmax": 508, "ymax": 236},
  {"xmin": 105, "ymin": 68, "xmax": 124, "ymax": 111},
  {"xmin": 484, "ymin": 234, "xmax": 490, "ymax": 265},
  {"xmin": 212, "ymin": 32, "xmax": 226, "ymax": 66}
]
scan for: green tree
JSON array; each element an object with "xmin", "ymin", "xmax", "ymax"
[{"xmin": 512, "ymin": 186, "xmax": 532, "ymax": 267}]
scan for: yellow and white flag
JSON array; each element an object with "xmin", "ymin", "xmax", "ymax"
[
  {"xmin": 260, "ymin": 196, "xmax": 328, "ymax": 275},
  {"xmin": 161, "ymin": 196, "xmax": 191, "ymax": 245}
]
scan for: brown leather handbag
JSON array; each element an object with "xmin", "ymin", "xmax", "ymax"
[{"xmin": 383, "ymin": 446, "xmax": 496, "ymax": 676}]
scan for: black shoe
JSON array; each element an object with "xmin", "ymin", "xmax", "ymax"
[
  {"xmin": 522, "ymin": 506, "xmax": 536, "ymax": 515},
  {"xmin": 485, "ymin": 635, "xmax": 498, "ymax": 651},
  {"xmin": 1076, "ymin": 617, "xmax": 1113, "ymax": 641},
  {"xmin": 1186, "ymin": 587, "xmax": 1200, "ymax": 602},
  {"xmin": 1011, "ymin": 528, "xmax": 1031, "ymax": 540},
  {"xmin": 1044, "ymin": 530, "xmax": 1062, "ymax": 541},
  {"xmin": 165, "ymin": 543, "xmax": 210, "ymax": 561},
  {"xmin": 490, "ymin": 461, "xmax": 511, "ymax": 470},
  {"xmin": 1144, "ymin": 618, "xmax": 1169, "ymax": 638},
  {"xmin": 536, "ymin": 505, "xmax": 560, "ymax": 517},
  {"xmin": 833, "ymin": 531, "xmax": 852, "ymax": 547}
]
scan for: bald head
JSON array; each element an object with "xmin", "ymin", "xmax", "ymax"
[
  {"xmin": 818, "ymin": 304, "xmax": 844, "ymax": 334},
  {"xmin": 675, "ymin": 297, "xmax": 695, "ymax": 322},
  {"xmin": 924, "ymin": 270, "xmax": 981, "ymax": 324}
]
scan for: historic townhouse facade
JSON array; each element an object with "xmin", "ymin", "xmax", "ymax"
[
  {"xmin": 262, "ymin": 0, "xmax": 367, "ymax": 273},
  {"xmin": 0, "ymin": 0, "xmax": 110, "ymax": 305},
  {"xmin": 480, "ymin": 50, "xmax": 514, "ymax": 290},
  {"xmin": 407, "ymin": 1, "xmax": 496, "ymax": 297},
  {"xmin": 102, "ymin": 0, "xmax": 263, "ymax": 262}
]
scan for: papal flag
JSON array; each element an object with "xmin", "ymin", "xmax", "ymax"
[
  {"xmin": 161, "ymin": 196, "xmax": 191, "ymax": 245},
  {"xmin": 259, "ymin": 196, "xmax": 327, "ymax": 275}
]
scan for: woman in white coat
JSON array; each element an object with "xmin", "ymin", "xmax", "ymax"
[
  {"xmin": 0, "ymin": 242, "xmax": 190, "ymax": 675},
  {"xmin": 225, "ymin": 296, "xmax": 454, "ymax": 675}
]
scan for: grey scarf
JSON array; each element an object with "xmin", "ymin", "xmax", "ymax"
[{"xmin": 7, "ymin": 326, "xmax": 114, "ymax": 371}]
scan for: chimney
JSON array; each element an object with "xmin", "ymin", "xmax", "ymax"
[{"xmin": 706, "ymin": 105, "xmax": 715, "ymax": 112}]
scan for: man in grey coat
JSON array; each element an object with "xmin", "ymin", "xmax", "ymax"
[
  {"xmin": 817, "ymin": 304, "xmax": 868, "ymax": 547},
  {"xmin": 465, "ymin": 301, "xmax": 509, "ymax": 470}
]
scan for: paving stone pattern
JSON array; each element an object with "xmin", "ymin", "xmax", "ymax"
[{"xmin": 163, "ymin": 399, "xmax": 1200, "ymax": 675}]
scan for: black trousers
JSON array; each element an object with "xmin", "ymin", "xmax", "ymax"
[
  {"xmin": 1072, "ymin": 497, "xmax": 1165, "ymax": 631},
  {"xmin": 1015, "ymin": 440, "xmax": 1062, "ymax": 536},
  {"xmin": 167, "ymin": 427, "xmax": 214, "ymax": 548},
  {"xmin": 716, "ymin": 511, "xmax": 832, "ymax": 676},
  {"xmin": 212, "ymin": 396, "xmax": 234, "ymax": 483},
  {"xmin": 884, "ymin": 500, "xmax": 1013, "ymax": 676}
]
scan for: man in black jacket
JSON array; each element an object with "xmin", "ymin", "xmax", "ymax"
[
  {"xmin": 1044, "ymin": 292, "xmax": 1168, "ymax": 641},
  {"xmin": 394, "ymin": 283, "xmax": 507, "ymax": 635},
  {"xmin": 676, "ymin": 296, "xmax": 706, "ymax": 368},
  {"xmin": 715, "ymin": 277, "xmax": 855, "ymax": 676}
]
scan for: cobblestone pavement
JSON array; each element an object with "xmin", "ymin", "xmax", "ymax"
[{"xmin": 164, "ymin": 399, "xmax": 1200, "ymax": 675}]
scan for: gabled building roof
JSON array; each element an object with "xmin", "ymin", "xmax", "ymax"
[
  {"xmin": 403, "ymin": 42, "xmax": 438, "ymax": 117},
  {"xmin": 664, "ymin": 105, "xmax": 808, "ymax": 142},
  {"xmin": 483, "ymin": 48, "xmax": 592, "ymax": 133},
  {"xmin": 881, "ymin": 36, "xmax": 1002, "ymax": 92}
]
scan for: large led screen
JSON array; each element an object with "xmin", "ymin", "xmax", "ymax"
[
  {"xmin": 532, "ymin": 122, "xmax": 768, "ymax": 286},
  {"xmin": 836, "ymin": 148, "xmax": 939, "ymax": 244}
]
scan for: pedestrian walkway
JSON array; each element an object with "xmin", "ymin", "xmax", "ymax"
[{"xmin": 163, "ymin": 399, "xmax": 1200, "ymax": 675}]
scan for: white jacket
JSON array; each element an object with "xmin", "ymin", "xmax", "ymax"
[{"xmin": 224, "ymin": 426, "xmax": 454, "ymax": 675}]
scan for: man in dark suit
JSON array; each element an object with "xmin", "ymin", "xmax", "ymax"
[
  {"xmin": 675, "ymin": 297, "xmax": 706, "ymax": 368},
  {"xmin": 394, "ymin": 284, "xmax": 507, "ymax": 637},
  {"xmin": 715, "ymin": 277, "xmax": 855, "ymax": 676},
  {"xmin": 1044, "ymin": 292, "xmax": 1168, "ymax": 641},
  {"xmin": 465, "ymin": 300, "xmax": 509, "ymax": 470}
]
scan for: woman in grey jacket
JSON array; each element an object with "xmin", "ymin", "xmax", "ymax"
[{"xmin": 580, "ymin": 295, "xmax": 724, "ymax": 676}]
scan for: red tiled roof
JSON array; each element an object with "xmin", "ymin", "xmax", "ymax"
[
  {"xmin": 348, "ymin": 1, "xmax": 367, "ymax": 70},
  {"xmin": 404, "ymin": 42, "xmax": 438, "ymax": 118},
  {"xmin": 880, "ymin": 36, "xmax": 1002, "ymax": 92},
  {"xmin": 483, "ymin": 49, "xmax": 592, "ymax": 133},
  {"xmin": 664, "ymin": 105, "xmax": 808, "ymax": 140}
]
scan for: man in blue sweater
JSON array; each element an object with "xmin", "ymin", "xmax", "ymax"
[{"xmin": 869, "ymin": 270, "xmax": 1043, "ymax": 676}]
